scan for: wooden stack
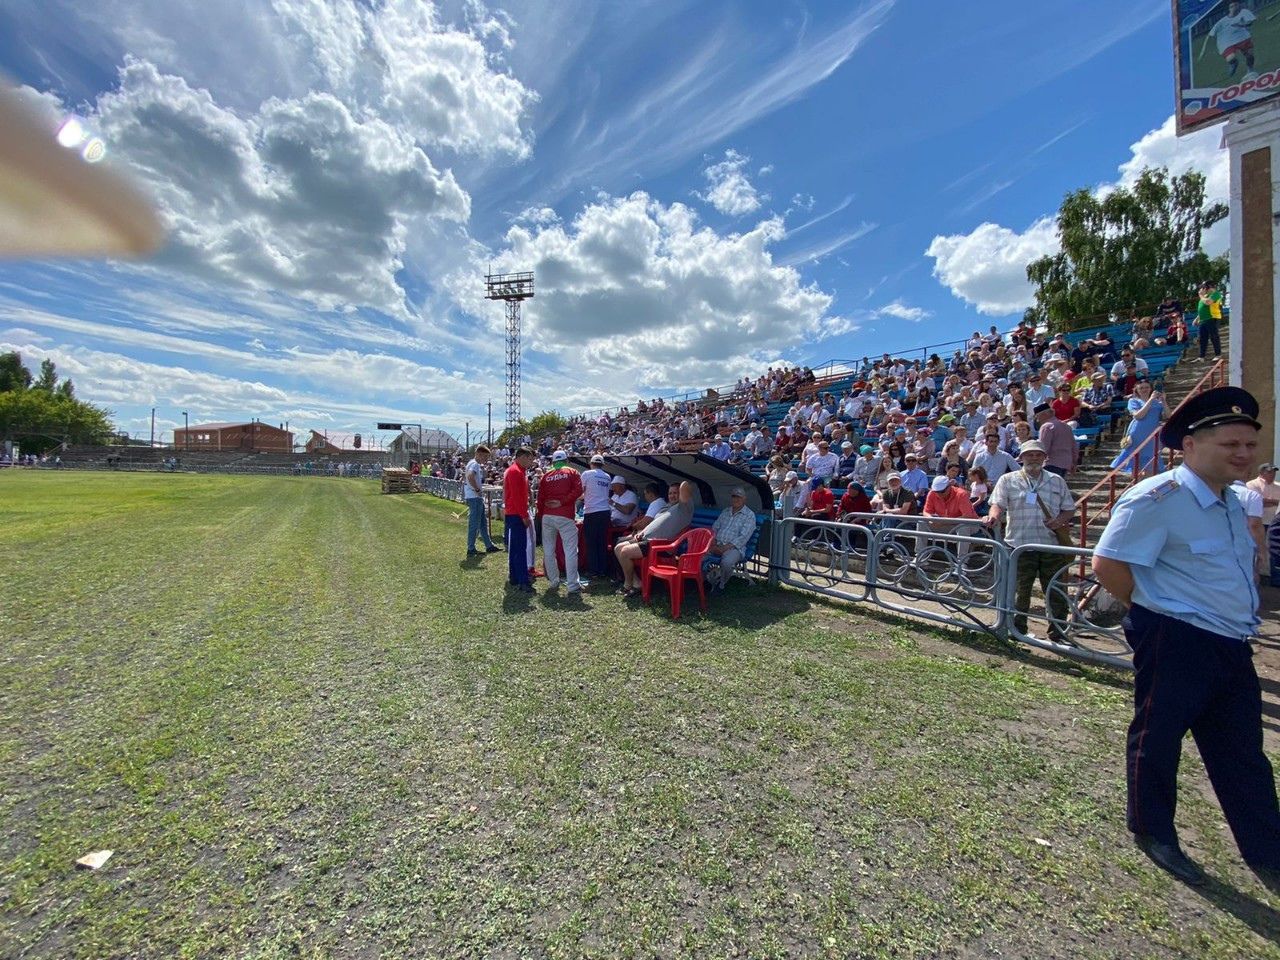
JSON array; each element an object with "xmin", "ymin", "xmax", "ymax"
[{"xmin": 381, "ymin": 468, "xmax": 415, "ymax": 494}]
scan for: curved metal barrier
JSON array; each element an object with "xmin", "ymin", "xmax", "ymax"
[
  {"xmin": 1004, "ymin": 542, "xmax": 1132, "ymax": 670},
  {"xmin": 769, "ymin": 513, "xmax": 1132, "ymax": 671}
]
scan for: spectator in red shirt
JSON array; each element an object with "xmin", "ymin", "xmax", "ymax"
[
  {"xmin": 1051, "ymin": 383, "xmax": 1083, "ymax": 423},
  {"xmin": 839, "ymin": 482, "xmax": 873, "ymax": 517},
  {"xmin": 923, "ymin": 474, "xmax": 980, "ymax": 561},
  {"xmin": 923, "ymin": 474, "xmax": 979, "ymax": 523},
  {"xmin": 503, "ymin": 447, "xmax": 535, "ymax": 592},
  {"xmin": 801, "ymin": 477, "xmax": 837, "ymax": 520},
  {"xmin": 536, "ymin": 449, "xmax": 585, "ymax": 594}
]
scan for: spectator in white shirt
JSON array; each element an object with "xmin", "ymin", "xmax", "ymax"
[
  {"xmin": 806, "ymin": 440, "xmax": 840, "ymax": 482},
  {"xmin": 1110, "ymin": 349, "xmax": 1149, "ymax": 382},
  {"xmin": 608, "ymin": 476, "xmax": 639, "ymax": 528}
]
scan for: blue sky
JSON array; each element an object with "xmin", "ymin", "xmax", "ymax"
[{"xmin": 0, "ymin": 0, "xmax": 1228, "ymax": 446}]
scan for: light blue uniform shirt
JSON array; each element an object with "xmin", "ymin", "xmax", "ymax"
[{"xmin": 1094, "ymin": 464, "xmax": 1260, "ymax": 640}]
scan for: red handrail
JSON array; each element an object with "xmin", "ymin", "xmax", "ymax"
[{"xmin": 1074, "ymin": 358, "xmax": 1227, "ymax": 552}]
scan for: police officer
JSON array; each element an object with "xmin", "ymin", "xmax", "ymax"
[{"xmin": 1093, "ymin": 387, "xmax": 1279, "ymax": 886}]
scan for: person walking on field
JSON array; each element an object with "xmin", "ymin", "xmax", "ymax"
[
  {"xmin": 537, "ymin": 450, "xmax": 585, "ymax": 595},
  {"xmin": 1093, "ymin": 387, "xmax": 1280, "ymax": 887},
  {"xmin": 463, "ymin": 445, "xmax": 499, "ymax": 556},
  {"xmin": 503, "ymin": 447, "xmax": 535, "ymax": 592}
]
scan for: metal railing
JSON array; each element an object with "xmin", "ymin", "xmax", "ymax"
[
  {"xmin": 1074, "ymin": 357, "xmax": 1227, "ymax": 551},
  {"xmin": 767, "ymin": 513, "xmax": 1132, "ymax": 669}
]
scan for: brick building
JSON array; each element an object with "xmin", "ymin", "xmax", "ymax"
[
  {"xmin": 305, "ymin": 430, "xmax": 368, "ymax": 454},
  {"xmin": 173, "ymin": 421, "xmax": 293, "ymax": 454}
]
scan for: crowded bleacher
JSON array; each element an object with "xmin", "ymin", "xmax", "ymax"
[{"xmin": 441, "ymin": 297, "xmax": 1200, "ymax": 527}]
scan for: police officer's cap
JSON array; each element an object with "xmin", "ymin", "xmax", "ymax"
[{"xmin": 1160, "ymin": 386, "xmax": 1261, "ymax": 451}]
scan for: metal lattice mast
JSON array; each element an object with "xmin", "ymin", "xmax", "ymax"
[
  {"xmin": 505, "ymin": 298, "xmax": 521, "ymax": 431},
  {"xmin": 483, "ymin": 270, "xmax": 534, "ymax": 435}
]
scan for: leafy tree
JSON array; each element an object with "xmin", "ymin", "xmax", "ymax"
[
  {"xmin": 496, "ymin": 410, "xmax": 569, "ymax": 448},
  {"xmin": 0, "ymin": 351, "xmax": 31, "ymax": 392},
  {"xmin": 1025, "ymin": 167, "xmax": 1228, "ymax": 330},
  {"xmin": 34, "ymin": 358, "xmax": 58, "ymax": 393},
  {"xmin": 0, "ymin": 354, "xmax": 114, "ymax": 452}
]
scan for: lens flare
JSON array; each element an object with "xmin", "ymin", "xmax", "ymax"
[
  {"xmin": 82, "ymin": 138, "xmax": 107, "ymax": 163},
  {"xmin": 56, "ymin": 116, "xmax": 85, "ymax": 148}
]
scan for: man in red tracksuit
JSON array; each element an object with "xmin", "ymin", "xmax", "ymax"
[
  {"xmin": 504, "ymin": 447, "xmax": 535, "ymax": 592},
  {"xmin": 537, "ymin": 449, "xmax": 585, "ymax": 594}
]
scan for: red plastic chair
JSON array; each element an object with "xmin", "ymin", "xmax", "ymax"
[{"xmin": 641, "ymin": 527, "xmax": 715, "ymax": 618}]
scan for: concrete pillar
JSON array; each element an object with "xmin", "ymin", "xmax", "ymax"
[{"xmin": 1224, "ymin": 100, "xmax": 1280, "ymax": 464}]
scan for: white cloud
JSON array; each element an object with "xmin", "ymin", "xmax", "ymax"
[
  {"xmin": 1, "ymin": 305, "xmax": 495, "ymax": 407},
  {"xmin": 701, "ymin": 149, "xmax": 765, "ymax": 217},
  {"xmin": 0, "ymin": 337, "xmax": 481, "ymax": 436},
  {"xmin": 34, "ymin": 0, "xmax": 535, "ymax": 156},
  {"xmin": 272, "ymin": 0, "xmax": 535, "ymax": 157},
  {"xmin": 875, "ymin": 299, "xmax": 931, "ymax": 322},
  {"xmin": 481, "ymin": 191, "xmax": 841, "ymax": 403},
  {"xmin": 779, "ymin": 222, "xmax": 877, "ymax": 266},
  {"xmin": 926, "ymin": 115, "xmax": 1227, "ymax": 316},
  {"xmin": 926, "ymin": 218, "xmax": 1059, "ymax": 317},
  {"xmin": 90, "ymin": 58, "xmax": 471, "ymax": 318}
]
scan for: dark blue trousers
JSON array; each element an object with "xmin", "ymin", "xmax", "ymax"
[
  {"xmin": 505, "ymin": 516, "xmax": 529, "ymax": 586},
  {"xmin": 1198, "ymin": 320, "xmax": 1222, "ymax": 358},
  {"xmin": 1125, "ymin": 603, "xmax": 1280, "ymax": 867},
  {"xmin": 582, "ymin": 510, "xmax": 610, "ymax": 577}
]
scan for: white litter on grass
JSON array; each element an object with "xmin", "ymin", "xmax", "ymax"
[
  {"xmin": 75, "ymin": 850, "xmax": 113, "ymax": 870},
  {"xmin": 1033, "ymin": 838, "xmax": 1052, "ymax": 848}
]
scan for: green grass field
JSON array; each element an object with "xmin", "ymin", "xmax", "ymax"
[
  {"xmin": 3, "ymin": 472, "xmax": 1280, "ymax": 959},
  {"xmin": 1190, "ymin": 3, "xmax": 1280, "ymax": 89}
]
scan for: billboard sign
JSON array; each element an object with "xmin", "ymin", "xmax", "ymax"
[{"xmin": 1174, "ymin": 0, "xmax": 1280, "ymax": 133}]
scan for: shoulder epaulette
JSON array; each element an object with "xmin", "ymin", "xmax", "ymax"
[{"xmin": 1147, "ymin": 478, "xmax": 1181, "ymax": 502}]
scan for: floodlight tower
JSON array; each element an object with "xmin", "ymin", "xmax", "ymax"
[{"xmin": 484, "ymin": 269, "xmax": 534, "ymax": 432}]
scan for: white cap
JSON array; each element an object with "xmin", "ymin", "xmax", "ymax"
[
  {"xmin": 611, "ymin": 475, "xmax": 626, "ymax": 485},
  {"xmin": 552, "ymin": 449, "xmax": 567, "ymax": 461},
  {"xmin": 785, "ymin": 470, "xmax": 798, "ymax": 480},
  {"xmin": 930, "ymin": 475, "xmax": 951, "ymax": 492}
]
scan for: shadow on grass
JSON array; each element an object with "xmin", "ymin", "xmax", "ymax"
[
  {"xmin": 1192, "ymin": 876, "xmax": 1280, "ymax": 947},
  {"xmin": 636, "ymin": 578, "xmax": 813, "ymax": 629},
  {"xmin": 537, "ymin": 589, "xmax": 593, "ymax": 611},
  {"xmin": 501, "ymin": 586, "xmax": 535, "ymax": 614}
]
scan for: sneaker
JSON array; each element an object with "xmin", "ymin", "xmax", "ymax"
[
  {"xmin": 485, "ymin": 545, "xmax": 501, "ymax": 553},
  {"xmin": 467, "ymin": 550, "xmax": 480, "ymax": 557}
]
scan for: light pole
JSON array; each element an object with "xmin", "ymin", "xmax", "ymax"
[{"xmin": 182, "ymin": 411, "xmax": 188, "ymax": 451}]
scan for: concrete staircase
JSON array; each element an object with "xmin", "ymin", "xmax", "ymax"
[{"xmin": 1068, "ymin": 329, "xmax": 1229, "ymax": 547}]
